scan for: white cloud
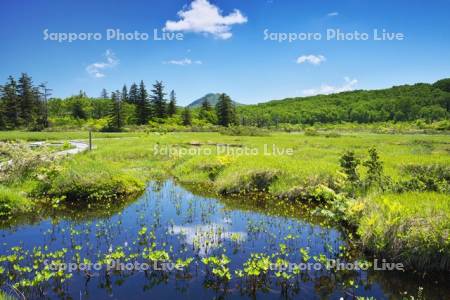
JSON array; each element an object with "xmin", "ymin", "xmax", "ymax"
[
  {"xmin": 302, "ymin": 77, "xmax": 358, "ymax": 96},
  {"xmin": 327, "ymin": 12, "xmax": 339, "ymax": 17},
  {"xmin": 86, "ymin": 49, "xmax": 118, "ymax": 78},
  {"xmin": 170, "ymin": 223, "xmax": 246, "ymax": 256},
  {"xmin": 296, "ymin": 54, "xmax": 326, "ymax": 65},
  {"xmin": 164, "ymin": 0, "xmax": 248, "ymax": 40},
  {"xmin": 163, "ymin": 58, "xmax": 202, "ymax": 66}
]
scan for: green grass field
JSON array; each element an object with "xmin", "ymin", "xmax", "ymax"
[{"xmin": 0, "ymin": 130, "xmax": 449, "ymax": 270}]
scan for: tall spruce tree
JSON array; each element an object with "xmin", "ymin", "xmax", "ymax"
[
  {"xmin": 215, "ymin": 93, "xmax": 236, "ymax": 127},
  {"xmin": 1, "ymin": 76, "xmax": 20, "ymax": 129},
  {"xmin": 106, "ymin": 90, "xmax": 124, "ymax": 131},
  {"xmin": 17, "ymin": 73, "xmax": 37, "ymax": 127},
  {"xmin": 167, "ymin": 90, "xmax": 177, "ymax": 116},
  {"xmin": 150, "ymin": 81, "xmax": 167, "ymax": 118},
  {"xmin": 121, "ymin": 85, "xmax": 128, "ymax": 103},
  {"xmin": 100, "ymin": 88, "xmax": 109, "ymax": 99},
  {"xmin": 136, "ymin": 80, "xmax": 151, "ymax": 125},
  {"xmin": 199, "ymin": 98, "xmax": 216, "ymax": 123},
  {"xmin": 128, "ymin": 83, "xmax": 138, "ymax": 105},
  {"xmin": 78, "ymin": 90, "xmax": 87, "ymax": 98},
  {"xmin": 201, "ymin": 98, "xmax": 211, "ymax": 111},
  {"xmin": 182, "ymin": 107, "xmax": 192, "ymax": 126}
]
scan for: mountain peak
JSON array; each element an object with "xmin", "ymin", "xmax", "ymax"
[{"xmin": 187, "ymin": 93, "xmax": 242, "ymax": 108}]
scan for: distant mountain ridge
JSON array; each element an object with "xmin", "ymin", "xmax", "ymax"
[{"xmin": 187, "ymin": 93, "xmax": 242, "ymax": 108}]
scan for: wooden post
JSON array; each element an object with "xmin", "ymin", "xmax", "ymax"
[{"xmin": 89, "ymin": 130, "xmax": 92, "ymax": 151}]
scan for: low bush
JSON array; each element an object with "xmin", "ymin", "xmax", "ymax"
[{"xmin": 394, "ymin": 164, "xmax": 450, "ymax": 193}]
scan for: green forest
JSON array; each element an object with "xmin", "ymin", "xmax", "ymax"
[{"xmin": 239, "ymin": 79, "xmax": 450, "ymax": 126}]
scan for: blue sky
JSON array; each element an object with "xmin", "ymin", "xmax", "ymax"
[{"xmin": 1, "ymin": 0, "xmax": 449, "ymax": 105}]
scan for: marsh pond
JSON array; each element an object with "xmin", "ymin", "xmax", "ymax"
[{"xmin": 0, "ymin": 181, "xmax": 448, "ymax": 299}]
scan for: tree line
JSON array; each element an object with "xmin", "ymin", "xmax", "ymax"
[
  {"xmin": 99, "ymin": 81, "xmax": 237, "ymax": 130},
  {"xmin": 0, "ymin": 73, "xmax": 238, "ymax": 131},
  {"xmin": 0, "ymin": 73, "xmax": 50, "ymax": 130},
  {"xmin": 3, "ymin": 74, "xmax": 447, "ymax": 131}
]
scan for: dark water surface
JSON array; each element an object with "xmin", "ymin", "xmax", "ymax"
[{"xmin": 0, "ymin": 181, "xmax": 447, "ymax": 299}]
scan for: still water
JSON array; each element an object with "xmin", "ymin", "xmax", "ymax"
[{"xmin": 0, "ymin": 181, "xmax": 447, "ymax": 299}]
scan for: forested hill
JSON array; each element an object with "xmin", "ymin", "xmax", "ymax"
[
  {"xmin": 188, "ymin": 93, "xmax": 242, "ymax": 108},
  {"xmin": 238, "ymin": 80, "xmax": 450, "ymax": 126}
]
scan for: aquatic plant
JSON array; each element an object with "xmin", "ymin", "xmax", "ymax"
[{"xmin": 202, "ymin": 254, "xmax": 232, "ymax": 282}]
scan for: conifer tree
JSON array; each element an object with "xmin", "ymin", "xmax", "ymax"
[
  {"xmin": 78, "ymin": 90, "xmax": 87, "ymax": 98},
  {"xmin": 17, "ymin": 73, "xmax": 37, "ymax": 127},
  {"xmin": 150, "ymin": 81, "xmax": 167, "ymax": 118},
  {"xmin": 122, "ymin": 85, "xmax": 128, "ymax": 102},
  {"xmin": 128, "ymin": 83, "xmax": 138, "ymax": 105},
  {"xmin": 136, "ymin": 80, "xmax": 151, "ymax": 124},
  {"xmin": 182, "ymin": 107, "xmax": 192, "ymax": 126},
  {"xmin": 201, "ymin": 98, "xmax": 211, "ymax": 111},
  {"xmin": 1, "ymin": 76, "xmax": 20, "ymax": 129},
  {"xmin": 107, "ymin": 90, "xmax": 124, "ymax": 131},
  {"xmin": 100, "ymin": 88, "xmax": 109, "ymax": 99},
  {"xmin": 199, "ymin": 98, "xmax": 216, "ymax": 124},
  {"xmin": 167, "ymin": 90, "xmax": 177, "ymax": 116},
  {"xmin": 215, "ymin": 93, "xmax": 236, "ymax": 127}
]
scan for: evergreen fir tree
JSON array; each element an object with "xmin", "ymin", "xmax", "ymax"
[
  {"xmin": 136, "ymin": 80, "xmax": 151, "ymax": 124},
  {"xmin": 1, "ymin": 76, "xmax": 20, "ymax": 129},
  {"xmin": 150, "ymin": 81, "xmax": 167, "ymax": 118},
  {"xmin": 17, "ymin": 73, "xmax": 37, "ymax": 127},
  {"xmin": 128, "ymin": 83, "xmax": 138, "ymax": 105},
  {"xmin": 167, "ymin": 90, "xmax": 177, "ymax": 116},
  {"xmin": 78, "ymin": 90, "xmax": 87, "ymax": 98},
  {"xmin": 106, "ymin": 90, "xmax": 124, "ymax": 131},
  {"xmin": 201, "ymin": 98, "xmax": 211, "ymax": 111},
  {"xmin": 199, "ymin": 98, "xmax": 216, "ymax": 124},
  {"xmin": 122, "ymin": 85, "xmax": 128, "ymax": 102},
  {"xmin": 100, "ymin": 88, "xmax": 109, "ymax": 99},
  {"xmin": 215, "ymin": 93, "xmax": 236, "ymax": 127},
  {"xmin": 182, "ymin": 107, "xmax": 192, "ymax": 126}
]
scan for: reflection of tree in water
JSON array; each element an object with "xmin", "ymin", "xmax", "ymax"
[{"xmin": 369, "ymin": 270, "xmax": 450, "ymax": 300}]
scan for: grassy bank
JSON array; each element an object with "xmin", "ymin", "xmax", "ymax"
[
  {"xmin": 355, "ymin": 192, "xmax": 450, "ymax": 270},
  {"xmin": 0, "ymin": 131, "xmax": 449, "ymax": 271}
]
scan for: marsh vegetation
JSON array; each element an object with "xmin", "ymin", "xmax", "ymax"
[{"xmin": 0, "ymin": 130, "xmax": 448, "ymax": 299}]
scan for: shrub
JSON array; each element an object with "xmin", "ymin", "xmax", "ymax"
[
  {"xmin": 395, "ymin": 164, "xmax": 450, "ymax": 193},
  {"xmin": 339, "ymin": 151, "xmax": 360, "ymax": 183}
]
